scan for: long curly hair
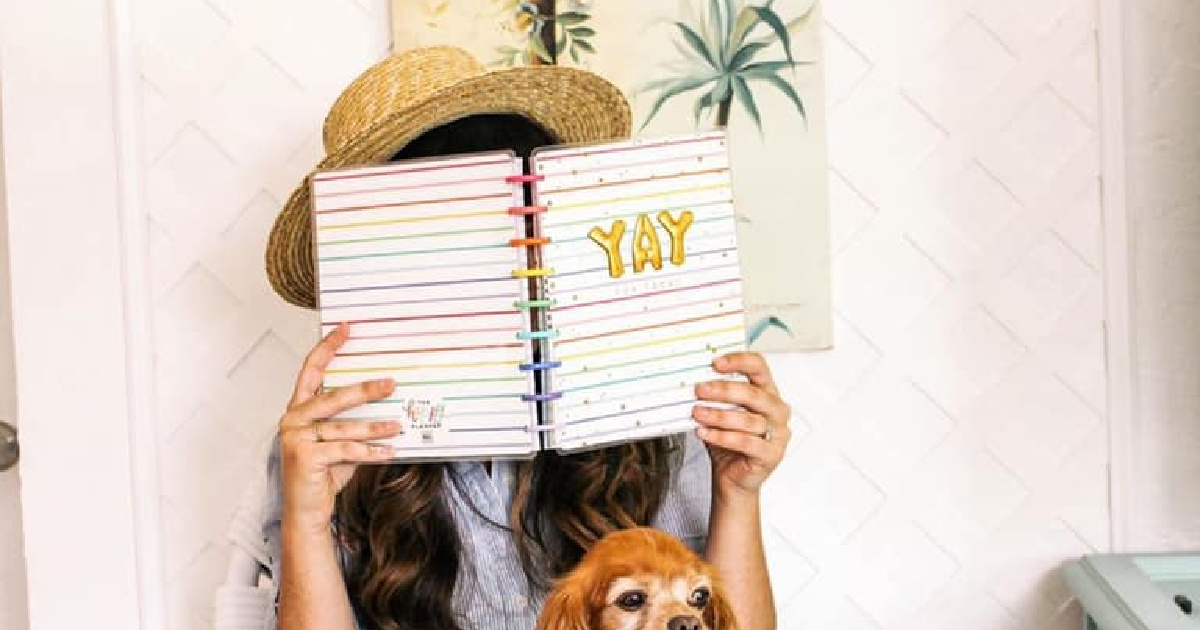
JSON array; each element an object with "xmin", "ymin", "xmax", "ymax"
[{"xmin": 333, "ymin": 114, "xmax": 677, "ymax": 630}]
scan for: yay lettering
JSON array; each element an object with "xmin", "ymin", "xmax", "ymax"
[{"xmin": 588, "ymin": 210, "xmax": 695, "ymax": 279}]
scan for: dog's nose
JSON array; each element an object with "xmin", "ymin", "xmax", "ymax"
[{"xmin": 668, "ymin": 615, "xmax": 702, "ymax": 630}]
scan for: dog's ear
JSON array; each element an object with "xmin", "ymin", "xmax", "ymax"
[
  {"xmin": 535, "ymin": 576, "xmax": 591, "ymax": 630},
  {"xmin": 703, "ymin": 584, "xmax": 740, "ymax": 630}
]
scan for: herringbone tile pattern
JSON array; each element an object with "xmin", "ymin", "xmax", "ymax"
[{"xmin": 134, "ymin": 1, "xmax": 1105, "ymax": 628}]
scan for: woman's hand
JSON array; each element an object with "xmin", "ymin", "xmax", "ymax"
[
  {"xmin": 692, "ymin": 352, "xmax": 791, "ymax": 500},
  {"xmin": 277, "ymin": 323, "xmax": 401, "ymax": 534}
]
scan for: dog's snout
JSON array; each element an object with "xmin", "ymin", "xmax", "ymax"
[{"xmin": 668, "ymin": 615, "xmax": 702, "ymax": 630}]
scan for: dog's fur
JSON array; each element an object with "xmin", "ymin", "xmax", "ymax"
[{"xmin": 535, "ymin": 528, "xmax": 739, "ymax": 630}]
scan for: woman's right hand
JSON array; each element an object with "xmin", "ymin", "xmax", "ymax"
[{"xmin": 277, "ymin": 322, "xmax": 401, "ymax": 534}]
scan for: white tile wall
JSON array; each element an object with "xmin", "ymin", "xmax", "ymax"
[{"xmin": 135, "ymin": 1, "xmax": 1111, "ymax": 629}]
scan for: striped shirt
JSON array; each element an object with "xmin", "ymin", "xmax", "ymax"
[{"xmin": 262, "ymin": 433, "xmax": 712, "ymax": 630}]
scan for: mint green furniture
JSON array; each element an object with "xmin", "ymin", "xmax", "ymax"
[{"xmin": 1063, "ymin": 554, "xmax": 1200, "ymax": 629}]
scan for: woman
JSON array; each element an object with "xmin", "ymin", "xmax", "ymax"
[{"xmin": 261, "ymin": 46, "xmax": 793, "ymax": 630}]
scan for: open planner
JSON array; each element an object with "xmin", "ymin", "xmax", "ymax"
[{"xmin": 311, "ymin": 130, "xmax": 746, "ymax": 460}]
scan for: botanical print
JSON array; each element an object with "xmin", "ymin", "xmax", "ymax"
[
  {"xmin": 491, "ymin": 1, "xmax": 597, "ymax": 66},
  {"xmin": 393, "ymin": 0, "xmax": 831, "ymax": 351},
  {"xmin": 417, "ymin": 0, "xmax": 449, "ymax": 27},
  {"xmin": 639, "ymin": 1, "xmax": 811, "ymax": 132}
]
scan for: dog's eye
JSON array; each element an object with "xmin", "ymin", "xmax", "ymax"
[
  {"xmin": 689, "ymin": 587, "xmax": 711, "ymax": 608},
  {"xmin": 616, "ymin": 591, "xmax": 647, "ymax": 611}
]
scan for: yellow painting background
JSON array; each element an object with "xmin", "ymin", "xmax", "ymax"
[{"xmin": 392, "ymin": 0, "xmax": 831, "ymax": 351}]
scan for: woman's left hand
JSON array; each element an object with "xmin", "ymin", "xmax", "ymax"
[{"xmin": 693, "ymin": 352, "xmax": 791, "ymax": 499}]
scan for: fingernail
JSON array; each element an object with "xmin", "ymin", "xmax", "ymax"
[
  {"xmin": 374, "ymin": 378, "xmax": 395, "ymax": 390},
  {"xmin": 696, "ymin": 427, "xmax": 710, "ymax": 438},
  {"xmin": 371, "ymin": 444, "xmax": 394, "ymax": 456}
]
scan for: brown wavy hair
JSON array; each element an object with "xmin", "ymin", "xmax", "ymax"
[
  {"xmin": 333, "ymin": 114, "xmax": 678, "ymax": 630},
  {"xmin": 337, "ymin": 441, "xmax": 675, "ymax": 630}
]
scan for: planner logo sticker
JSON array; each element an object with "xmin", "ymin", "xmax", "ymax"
[{"xmin": 403, "ymin": 398, "xmax": 448, "ymax": 444}]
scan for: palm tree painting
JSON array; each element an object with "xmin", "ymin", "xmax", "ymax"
[
  {"xmin": 392, "ymin": 0, "xmax": 834, "ymax": 351},
  {"xmin": 747, "ymin": 316, "xmax": 792, "ymax": 345},
  {"xmin": 640, "ymin": 0, "xmax": 813, "ymax": 132}
]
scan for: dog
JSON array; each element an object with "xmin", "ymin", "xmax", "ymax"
[{"xmin": 535, "ymin": 527, "xmax": 739, "ymax": 630}]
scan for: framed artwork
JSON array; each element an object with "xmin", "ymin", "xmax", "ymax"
[{"xmin": 393, "ymin": 0, "xmax": 832, "ymax": 351}]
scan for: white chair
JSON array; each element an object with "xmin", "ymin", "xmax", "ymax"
[{"xmin": 212, "ymin": 465, "xmax": 275, "ymax": 630}]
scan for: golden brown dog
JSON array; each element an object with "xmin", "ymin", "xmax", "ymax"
[{"xmin": 535, "ymin": 528, "xmax": 739, "ymax": 630}]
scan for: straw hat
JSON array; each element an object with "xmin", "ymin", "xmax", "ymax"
[{"xmin": 265, "ymin": 45, "xmax": 632, "ymax": 309}]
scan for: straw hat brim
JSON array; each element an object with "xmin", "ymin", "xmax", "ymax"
[{"xmin": 266, "ymin": 64, "xmax": 632, "ymax": 309}]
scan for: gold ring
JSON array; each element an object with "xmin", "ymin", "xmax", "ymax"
[
  {"xmin": 761, "ymin": 423, "xmax": 774, "ymax": 443},
  {"xmin": 313, "ymin": 423, "xmax": 324, "ymax": 442}
]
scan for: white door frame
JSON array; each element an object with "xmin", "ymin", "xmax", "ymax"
[
  {"xmin": 0, "ymin": 42, "xmax": 31, "ymax": 630},
  {"xmin": 0, "ymin": 0, "xmax": 164, "ymax": 628},
  {"xmin": 1097, "ymin": 0, "xmax": 1135, "ymax": 553}
]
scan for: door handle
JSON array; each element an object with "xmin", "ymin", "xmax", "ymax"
[{"xmin": 0, "ymin": 421, "xmax": 17, "ymax": 472}]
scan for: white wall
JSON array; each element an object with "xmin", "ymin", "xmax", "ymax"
[
  {"xmin": 135, "ymin": 1, "xmax": 1109, "ymax": 630},
  {"xmin": 135, "ymin": 3, "xmax": 392, "ymax": 627},
  {"xmin": 764, "ymin": 1, "xmax": 1105, "ymax": 628},
  {"xmin": 1125, "ymin": 0, "xmax": 1200, "ymax": 550}
]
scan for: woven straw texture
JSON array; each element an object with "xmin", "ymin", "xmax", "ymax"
[{"xmin": 264, "ymin": 45, "xmax": 631, "ymax": 309}]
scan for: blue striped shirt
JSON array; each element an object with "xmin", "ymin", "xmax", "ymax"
[{"xmin": 262, "ymin": 433, "xmax": 712, "ymax": 630}]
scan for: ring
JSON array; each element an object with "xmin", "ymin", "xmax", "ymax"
[
  {"xmin": 313, "ymin": 423, "xmax": 324, "ymax": 443},
  {"xmin": 760, "ymin": 423, "xmax": 774, "ymax": 443}
]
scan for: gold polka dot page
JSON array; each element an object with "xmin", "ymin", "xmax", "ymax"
[{"xmin": 533, "ymin": 131, "xmax": 746, "ymax": 452}]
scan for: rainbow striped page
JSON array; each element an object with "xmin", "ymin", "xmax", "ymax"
[
  {"xmin": 310, "ymin": 152, "xmax": 540, "ymax": 461},
  {"xmin": 532, "ymin": 131, "xmax": 746, "ymax": 452}
]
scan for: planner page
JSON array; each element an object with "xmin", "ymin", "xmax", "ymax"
[
  {"xmin": 311, "ymin": 152, "xmax": 539, "ymax": 460},
  {"xmin": 531, "ymin": 131, "xmax": 746, "ymax": 452}
]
